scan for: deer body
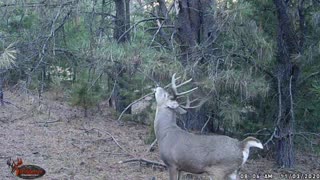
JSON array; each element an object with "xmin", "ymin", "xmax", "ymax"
[{"xmin": 153, "ymin": 75, "xmax": 263, "ymax": 180}]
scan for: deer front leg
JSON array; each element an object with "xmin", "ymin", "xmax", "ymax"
[
  {"xmin": 177, "ymin": 170, "xmax": 182, "ymax": 180},
  {"xmin": 169, "ymin": 167, "xmax": 178, "ymax": 180}
]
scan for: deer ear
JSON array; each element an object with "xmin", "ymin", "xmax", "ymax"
[
  {"xmin": 175, "ymin": 107, "xmax": 187, "ymax": 114},
  {"xmin": 166, "ymin": 100, "xmax": 187, "ymax": 114},
  {"xmin": 166, "ymin": 100, "xmax": 179, "ymax": 109}
]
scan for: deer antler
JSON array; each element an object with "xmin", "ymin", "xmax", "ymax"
[
  {"xmin": 180, "ymin": 96, "xmax": 208, "ymax": 109},
  {"xmin": 171, "ymin": 73, "xmax": 207, "ymax": 109},
  {"xmin": 171, "ymin": 73, "xmax": 208, "ymax": 109},
  {"xmin": 171, "ymin": 73, "xmax": 198, "ymax": 98}
]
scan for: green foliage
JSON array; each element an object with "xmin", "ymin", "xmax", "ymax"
[
  {"xmin": 69, "ymin": 71, "xmax": 104, "ymax": 117},
  {"xmin": 64, "ymin": 18, "xmax": 91, "ymax": 50},
  {"xmin": 0, "ymin": 43, "xmax": 16, "ymax": 69}
]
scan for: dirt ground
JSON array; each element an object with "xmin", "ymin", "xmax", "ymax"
[{"xmin": 0, "ymin": 91, "xmax": 319, "ymax": 180}]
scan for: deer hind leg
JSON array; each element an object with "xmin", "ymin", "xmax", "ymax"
[
  {"xmin": 206, "ymin": 168, "xmax": 228, "ymax": 180},
  {"xmin": 177, "ymin": 170, "xmax": 182, "ymax": 180},
  {"xmin": 168, "ymin": 167, "xmax": 179, "ymax": 180},
  {"xmin": 227, "ymin": 170, "xmax": 237, "ymax": 180}
]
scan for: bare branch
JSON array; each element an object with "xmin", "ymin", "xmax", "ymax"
[
  {"xmin": 117, "ymin": 17, "xmax": 164, "ymax": 43},
  {"xmin": 105, "ymin": 131, "xmax": 129, "ymax": 154},
  {"xmin": 298, "ymin": 71, "xmax": 320, "ymax": 87}
]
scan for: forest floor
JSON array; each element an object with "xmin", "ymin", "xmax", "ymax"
[{"xmin": 0, "ymin": 91, "xmax": 319, "ymax": 180}]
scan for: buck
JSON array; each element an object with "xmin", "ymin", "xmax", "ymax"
[{"xmin": 154, "ymin": 74, "xmax": 263, "ymax": 180}]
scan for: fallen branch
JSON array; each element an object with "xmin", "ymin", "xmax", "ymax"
[
  {"xmin": 2, "ymin": 100, "xmax": 25, "ymax": 111},
  {"xmin": 32, "ymin": 119, "xmax": 62, "ymax": 124},
  {"xmin": 105, "ymin": 131, "xmax": 129, "ymax": 154},
  {"xmin": 119, "ymin": 158, "xmax": 166, "ymax": 168}
]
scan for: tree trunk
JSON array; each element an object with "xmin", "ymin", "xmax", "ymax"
[
  {"xmin": 109, "ymin": 0, "xmax": 131, "ymax": 113},
  {"xmin": 273, "ymin": 0, "xmax": 301, "ymax": 168},
  {"xmin": 175, "ymin": 0, "xmax": 215, "ymax": 131},
  {"xmin": 175, "ymin": 0, "xmax": 215, "ymax": 64},
  {"xmin": 114, "ymin": 0, "xmax": 130, "ymax": 43}
]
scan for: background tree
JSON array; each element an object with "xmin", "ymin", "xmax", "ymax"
[{"xmin": 273, "ymin": 0, "xmax": 300, "ymax": 168}]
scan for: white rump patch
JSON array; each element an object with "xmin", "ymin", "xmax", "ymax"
[
  {"xmin": 242, "ymin": 148, "xmax": 249, "ymax": 165},
  {"xmin": 247, "ymin": 140, "xmax": 263, "ymax": 149},
  {"xmin": 228, "ymin": 171, "xmax": 237, "ymax": 180},
  {"xmin": 242, "ymin": 140, "xmax": 263, "ymax": 165}
]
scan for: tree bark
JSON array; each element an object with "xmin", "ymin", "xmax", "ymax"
[
  {"xmin": 114, "ymin": 0, "xmax": 130, "ymax": 43},
  {"xmin": 175, "ymin": 0, "xmax": 215, "ymax": 64},
  {"xmin": 273, "ymin": 0, "xmax": 301, "ymax": 168},
  {"xmin": 110, "ymin": 0, "xmax": 131, "ymax": 113}
]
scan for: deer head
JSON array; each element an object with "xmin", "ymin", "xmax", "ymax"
[{"xmin": 154, "ymin": 73, "xmax": 204, "ymax": 115}]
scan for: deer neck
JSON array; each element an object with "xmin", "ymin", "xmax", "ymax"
[{"xmin": 154, "ymin": 106, "xmax": 179, "ymax": 141}]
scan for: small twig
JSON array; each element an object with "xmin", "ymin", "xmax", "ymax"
[
  {"xmin": 297, "ymin": 132, "xmax": 320, "ymax": 137},
  {"xmin": 117, "ymin": 17, "xmax": 164, "ymax": 43},
  {"xmin": 244, "ymin": 128, "xmax": 272, "ymax": 136},
  {"xmin": 119, "ymin": 158, "xmax": 166, "ymax": 168},
  {"xmin": 298, "ymin": 71, "xmax": 320, "ymax": 87},
  {"xmin": 136, "ymin": 68, "xmax": 159, "ymax": 86},
  {"xmin": 295, "ymin": 133, "xmax": 315, "ymax": 152},
  {"xmin": 105, "ymin": 131, "xmax": 128, "ymax": 154},
  {"xmin": 264, "ymin": 77, "xmax": 282, "ymax": 147},
  {"xmin": 147, "ymin": 139, "xmax": 157, "ymax": 152},
  {"xmin": 263, "ymin": 128, "xmax": 279, "ymax": 147},
  {"xmin": 107, "ymin": 80, "xmax": 117, "ymax": 103},
  {"xmin": 117, "ymin": 92, "xmax": 154, "ymax": 121},
  {"xmin": 201, "ymin": 116, "xmax": 211, "ymax": 134}
]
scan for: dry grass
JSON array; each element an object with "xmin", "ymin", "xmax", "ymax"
[{"xmin": 0, "ymin": 91, "xmax": 319, "ymax": 180}]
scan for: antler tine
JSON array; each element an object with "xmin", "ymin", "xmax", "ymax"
[
  {"xmin": 176, "ymin": 78, "xmax": 192, "ymax": 88},
  {"xmin": 177, "ymin": 87, "xmax": 198, "ymax": 96},
  {"xmin": 180, "ymin": 97, "xmax": 208, "ymax": 109},
  {"xmin": 164, "ymin": 76, "xmax": 181, "ymax": 88},
  {"xmin": 171, "ymin": 73, "xmax": 198, "ymax": 96}
]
